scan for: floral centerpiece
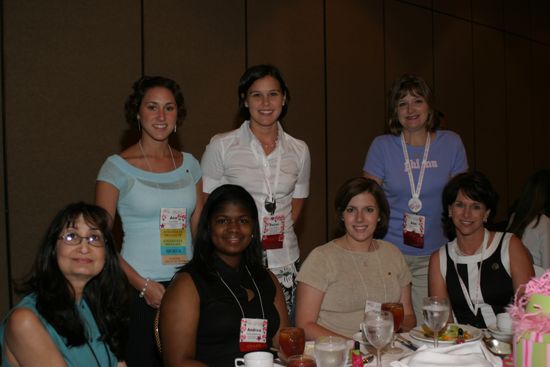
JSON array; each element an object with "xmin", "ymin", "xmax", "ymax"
[{"xmin": 508, "ymin": 269, "xmax": 550, "ymax": 366}]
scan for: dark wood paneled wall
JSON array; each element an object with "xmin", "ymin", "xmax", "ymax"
[{"xmin": 1, "ymin": 0, "xmax": 549, "ymax": 317}]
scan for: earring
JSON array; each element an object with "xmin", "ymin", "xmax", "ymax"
[
  {"xmin": 244, "ymin": 102, "xmax": 248, "ymax": 108},
  {"xmin": 377, "ymin": 218, "xmax": 381, "ymax": 222},
  {"xmin": 483, "ymin": 217, "xmax": 488, "ymax": 223},
  {"xmin": 174, "ymin": 125, "xmax": 177, "ymax": 133},
  {"xmin": 448, "ymin": 213, "xmax": 452, "ymax": 218},
  {"xmin": 137, "ymin": 116, "xmax": 141, "ymax": 131}
]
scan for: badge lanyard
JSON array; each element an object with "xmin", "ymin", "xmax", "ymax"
[
  {"xmin": 217, "ymin": 266, "xmax": 265, "ymax": 320},
  {"xmin": 452, "ymin": 229, "xmax": 488, "ymax": 317},
  {"xmin": 250, "ymin": 133, "xmax": 282, "ymax": 215},
  {"xmin": 400, "ymin": 132, "xmax": 431, "ymax": 213},
  {"xmin": 346, "ymin": 240, "xmax": 387, "ymax": 306}
]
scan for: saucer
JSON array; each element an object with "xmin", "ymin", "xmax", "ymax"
[{"xmin": 487, "ymin": 324, "xmax": 513, "ymax": 343}]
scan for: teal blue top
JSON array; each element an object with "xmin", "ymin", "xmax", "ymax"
[{"xmin": 0, "ymin": 293, "xmax": 118, "ymax": 366}]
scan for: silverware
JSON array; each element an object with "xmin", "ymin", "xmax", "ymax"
[{"xmin": 396, "ymin": 335, "xmax": 418, "ymax": 351}]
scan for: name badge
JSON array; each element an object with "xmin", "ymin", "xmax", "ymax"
[
  {"xmin": 160, "ymin": 208, "xmax": 188, "ymax": 265},
  {"xmin": 239, "ymin": 318, "xmax": 268, "ymax": 352},
  {"xmin": 261, "ymin": 215, "xmax": 285, "ymax": 250},
  {"xmin": 365, "ymin": 300, "xmax": 382, "ymax": 313},
  {"xmin": 403, "ymin": 212, "xmax": 425, "ymax": 248}
]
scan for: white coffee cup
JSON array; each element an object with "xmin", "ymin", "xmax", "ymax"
[
  {"xmin": 234, "ymin": 351, "xmax": 274, "ymax": 367},
  {"xmin": 496, "ymin": 312, "xmax": 513, "ymax": 333}
]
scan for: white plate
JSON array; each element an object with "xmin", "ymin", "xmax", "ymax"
[
  {"xmin": 409, "ymin": 324, "xmax": 482, "ymax": 344},
  {"xmin": 274, "ymin": 364, "xmax": 285, "ymax": 367},
  {"xmin": 487, "ymin": 324, "xmax": 513, "ymax": 342}
]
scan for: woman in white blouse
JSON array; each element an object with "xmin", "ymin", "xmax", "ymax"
[{"xmin": 201, "ymin": 64, "xmax": 311, "ymax": 319}]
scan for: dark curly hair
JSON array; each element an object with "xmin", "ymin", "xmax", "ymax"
[
  {"xmin": 238, "ymin": 64, "xmax": 290, "ymax": 121},
  {"xmin": 442, "ymin": 171, "xmax": 498, "ymax": 240},
  {"xmin": 17, "ymin": 202, "xmax": 129, "ymax": 359},
  {"xmin": 386, "ymin": 74, "xmax": 438, "ymax": 135},
  {"xmin": 334, "ymin": 177, "xmax": 390, "ymax": 238},
  {"xmin": 181, "ymin": 184, "xmax": 266, "ymax": 279},
  {"xmin": 124, "ymin": 75, "xmax": 186, "ymax": 128}
]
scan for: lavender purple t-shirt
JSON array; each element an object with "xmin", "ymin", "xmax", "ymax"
[{"xmin": 363, "ymin": 130, "xmax": 468, "ymax": 256}]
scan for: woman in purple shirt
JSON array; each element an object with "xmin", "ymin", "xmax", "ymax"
[{"xmin": 363, "ymin": 74, "xmax": 468, "ymax": 323}]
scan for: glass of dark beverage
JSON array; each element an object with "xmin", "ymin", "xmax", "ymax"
[
  {"xmin": 381, "ymin": 302, "xmax": 404, "ymax": 353},
  {"xmin": 287, "ymin": 354, "xmax": 317, "ymax": 367},
  {"xmin": 279, "ymin": 327, "xmax": 306, "ymax": 360}
]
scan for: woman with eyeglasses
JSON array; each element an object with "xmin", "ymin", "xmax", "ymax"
[
  {"xmin": 95, "ymin": 76, "xmax": 203, "ymax": 366},
  {"xmin": 201, "ymin": 65, "xmax": 310, "ymax": 320},
  {"xmin": 0, "ymin": 202, "xmax": 128, "ymax": 366}
]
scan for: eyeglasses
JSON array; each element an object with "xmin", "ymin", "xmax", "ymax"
[{"xmin": 59, "ymin": 232, "xmax": 105, "ymax": 247}]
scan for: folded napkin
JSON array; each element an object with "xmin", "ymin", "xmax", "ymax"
[{"xmin": 390, "ymin": 340, "xmax": 502, "ymax": 367}]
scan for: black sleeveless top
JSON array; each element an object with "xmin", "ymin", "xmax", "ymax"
[
  {"xmin": 183, "ymin": 257, "xmax": 279, "ymax": 367},
  {"xmin": 444, "ymin": 232, "xmax": 514, "ymax": 328}
]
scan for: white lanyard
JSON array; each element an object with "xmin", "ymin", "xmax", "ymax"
[
  {"xmin": 217, "ymin": 266, "xmax": 265, "ymax": 319},
  {"xmin": 250, "ymin": 128, "xmax": 282, "ymax": 210},
  {"xmin": 452, "ymin": 229, "xmax": 489, "ymax": 316},
  {"xmin": 400, "ymin": 132, "xmax": 431, "ymax": 213}
]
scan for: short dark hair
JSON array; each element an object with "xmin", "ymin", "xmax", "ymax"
[
  {"xmin": 334, "ymin": 177, "xmax": 390, "ymax": 238},
  {"xmin": 124, "ymin": 75, "xmax": 186, "ymax": 128},
  {"xmin": 238, "ymin": 64, "xmax": 290, "ymax": 120},
  {"xmin": 442, "ymin": 171, "xmax": 499, "ymax": 239},
  {"xmin": 387, "ymin": 74, "xmax": 438, "ymax": 135},
  {"xmin": 18, "ymin": 202, "xmax": 128, "ymax": 358},
  {"xmin": 185, "ymin": 184, "xmax": 265, "ymax": 277}
]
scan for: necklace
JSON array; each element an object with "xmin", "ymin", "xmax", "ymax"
[
  {"xmin": 138, "ymin": 140, "xmax": 177, "ymax": 172},
  {"xmin": 342, "ymin": 237, "xmax": 388, "ymax": 303}
]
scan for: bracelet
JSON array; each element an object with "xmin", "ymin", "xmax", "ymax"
[{"xmin": 138, "ymin": 278, "xmax": 150, "ymax": 298}]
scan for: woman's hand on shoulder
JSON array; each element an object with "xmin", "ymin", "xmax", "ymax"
[
  {"xmin": 4, "ymin": 308, "xmax": 67, "ymax": 367},
  {"xmin": 143, "ymin": 280, "xmax": 166, "ymax": 309}
]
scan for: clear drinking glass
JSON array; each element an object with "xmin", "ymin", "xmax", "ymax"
[
  {"xmin": 362, "ymin": 310, "xmax": 394, "ymax": 366},
  {"xmin": 422, "ymin": 296, "xmax": 450, "ymax": 348},
  {"xmin": 314, "ymin": 336, "xmax": 347, "ymax": 367},
  {"xmin": 381, "ymin": 302, "xmax": 404, "ymax": 353}
]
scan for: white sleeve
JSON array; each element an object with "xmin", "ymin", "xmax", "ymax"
[{"xmin": 200, "ymin": 138, "xmax": 225, "ymax": 194}]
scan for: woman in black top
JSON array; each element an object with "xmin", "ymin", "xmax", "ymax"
[
  {"xmin": 428, "ymin": 172, "xmax": 534, "ymax": 328},
  {"xmin": 160, "ymin": 184, "xmax": 288, "ymax": 367}
]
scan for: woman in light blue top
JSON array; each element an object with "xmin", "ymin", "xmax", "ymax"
[
  {"xmin": 95, "ymin": 76, "xmax": 203, "ymax": 367},
  {"xmin": 0, "ymin": 202, "xmax": 128, "ymax": 366}
]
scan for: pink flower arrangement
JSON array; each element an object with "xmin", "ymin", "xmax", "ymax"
[{"xmin": 508, "ymin": 269, "xmax": 550, "ymax": 335}]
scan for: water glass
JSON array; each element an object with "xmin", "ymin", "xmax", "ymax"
[
  {"xmin": 422, "ymin": 296, "xmax": 450, "ymax": 348},
  {"xmin": 314, "ymin": 336, "xmax": 347, "ymax": 367},
  {"xmin": 362, "ymin": 310, "xmax": 394, "ymax": 366}
]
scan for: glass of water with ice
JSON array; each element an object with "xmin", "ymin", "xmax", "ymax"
[
  {"xmin": 422, "ymin": 296, "xmax": 450, "ymax": 348},
  {"xmin": 314, "ymin": 336, "xmax": 347, "ymax": 367},
  {"xmin": 362, "ymin": 310, "xmax": 394, "ymax": 367}
]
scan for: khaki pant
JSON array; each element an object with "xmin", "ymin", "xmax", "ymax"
[{"xmin": 403, "ymin": 254, "xmax": 430, "ymax": 326}]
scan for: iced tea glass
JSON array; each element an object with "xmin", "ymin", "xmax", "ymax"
[
  {"xmin": 381, "ymin": 302, "xmax": 404, "ymax": 353},
  {"xmin": 287, "ymin": 354, "xmax": 317, "ymax": 367},
  {"xmin": 279, "ymin": 327, "xmax": 305, "ymax": 360}
]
